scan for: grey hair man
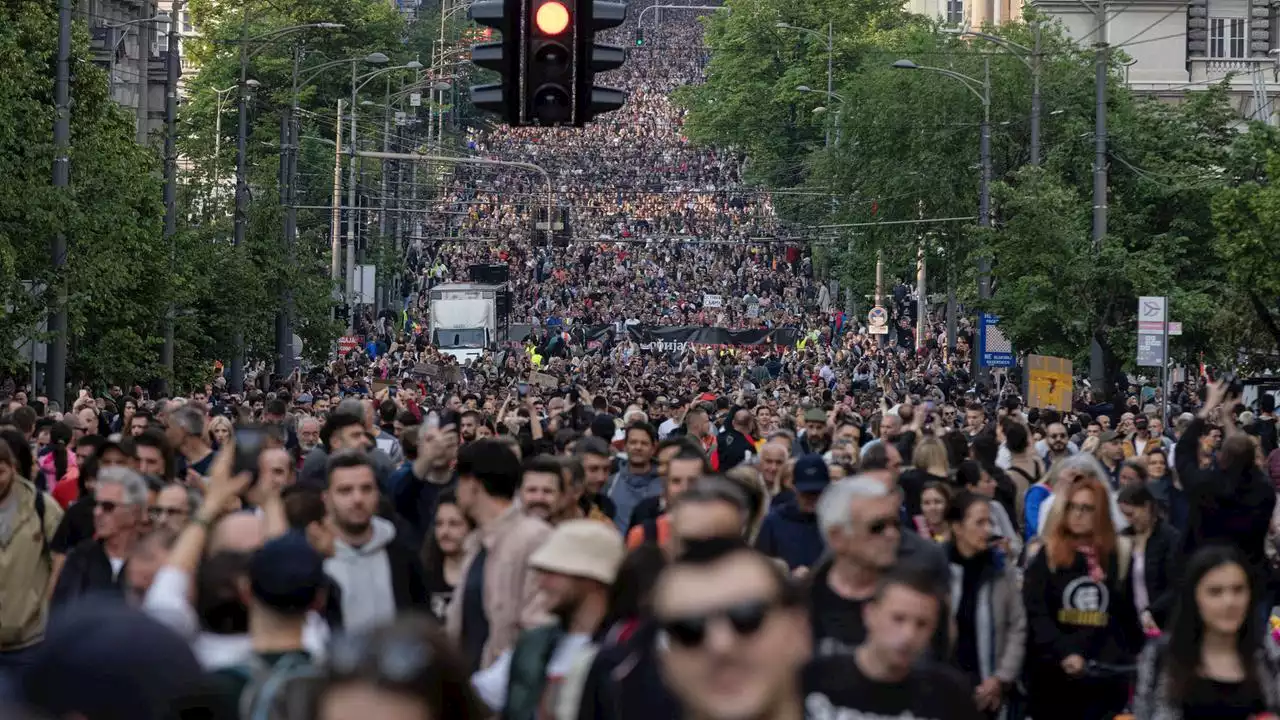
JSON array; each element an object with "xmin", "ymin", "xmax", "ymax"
[
  {"xmin": 808, "ymin": 475, "xmax": 949, "ymax": 660},
  {"xmin": 166, "ymin": 405, "xmax": 215, "ymax": 479},
  {"xmin": 51, "ymin": 466, "xmax": 148, "ymax": 606}
]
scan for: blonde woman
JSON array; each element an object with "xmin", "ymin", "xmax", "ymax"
[
  {"xmin": 900, "ymin": 436, "xmax": 950, "ymax": 520},
  {"xmin": 207, "ymin": 415, "xmax": 233, "ymax": 450}
]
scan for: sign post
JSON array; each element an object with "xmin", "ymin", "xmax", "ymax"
[
  {"xmin": 978, "ymin": 314, "xmax": 1014, "ymax": 369},
  {"xmin": 867, "ymin": 306, "xmax": 889, "ymax": 335},
  {"xmin": 1136, "ymin": 296, "xmax": 1170, "ymax": 425}
]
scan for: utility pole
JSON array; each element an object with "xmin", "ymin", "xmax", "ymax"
[
  {"xmin": 48, "ymin": 0, "xmax": 72, "ymax": 408},
  {"xmin": 229, "ymin": 7, "xmax": 249, "ymax": 393},
  {"xmin": 331, "ymin": 99, "xmax": 344, "ymax": 294},
  {"xmin": 276, "ymin": 45, "xmax": 301, "ymax": 379},
  {"xmin": 346, "ymin": 60, "xmax": 359, "ymax": 332},
  {"xmin": 977, "ymin": 56, "xmax": 992, "ymax": 300},
  {"xmin": 160, "ymin": 0, "xmax": 181, "ymax": 394},
  {"xmin": 916, "ymin": 201, "xmax": 927, "ymax": 352},
  {"xmin": 1090, "ymin": 1, "xmax": 1109, "ymax": 391},
  {"xmin": 1030, "ymin": 22, "xmax": 1042, "ymax": 166}
]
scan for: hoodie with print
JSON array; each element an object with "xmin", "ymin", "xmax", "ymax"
[{"xmin": 324, "ymin": 515, "xmax": 428, "ymax": 632}]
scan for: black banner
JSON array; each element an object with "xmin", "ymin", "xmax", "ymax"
[{"xmin": 550, "ymin": 324, "xmax": 802, "ymax": 353}]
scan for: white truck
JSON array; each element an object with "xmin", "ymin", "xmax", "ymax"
[{"xmin": 428, "ymin": 282, "xmax": 502, "ymax": 362}]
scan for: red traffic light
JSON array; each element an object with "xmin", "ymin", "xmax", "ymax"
[{"xmin": 535, "ymin": 1, "xmax": 570, "ymax": 34}]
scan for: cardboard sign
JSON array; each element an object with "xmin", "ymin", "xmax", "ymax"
[
  {"xmin": 1025, "ymin": 354, "xmax": 1073, "ymax": 410},
  {"xmin": 529, "ymin": 371, "xmax": 560, "ymax": 389}
]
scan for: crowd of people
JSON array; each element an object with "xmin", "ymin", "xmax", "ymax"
[{"xmin": 2, "ymin": 371, "xmax": 1280, "ymax": 720}]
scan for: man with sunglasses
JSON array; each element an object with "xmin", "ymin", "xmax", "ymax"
[
  {"xmin": 652, "ymin": 538, "xmax": 812, "ymax": 720},
  {"xmin": 50, "ymin": 466, "xmax": 147, "ymax": 607},
  {"xmin": 809, "ymin": 476, "xmax": 950, "ymax": 662}
]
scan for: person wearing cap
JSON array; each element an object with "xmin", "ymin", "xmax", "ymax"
[
  {"xmin": 207, "ymin": 531, "xmax": 325, "ymax": 718},
  {"xmin": 795, "ymin": 407, "xmax": 830, "ymax": 457},
  {"xmin": 1095, "ymin": 430, "xmax": 1125, "ymax": 490},
  {"xmin": 471, "ymin": 520, "xmax": 624, "ymax": 718},
  {"xmin": 754, "ymin": 454, "xmax": 827, "ymax": 574}
]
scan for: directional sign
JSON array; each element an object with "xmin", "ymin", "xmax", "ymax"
[
  {"xmin": 1137, "ymin": 296, "xmax": 1169, "ymax": 367},
  {"xmin": 978, "ymin": 313, "xmax": 1014, "ymax": 368}
]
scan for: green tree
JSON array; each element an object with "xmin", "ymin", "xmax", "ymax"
[{"xmin": 0, "ymin": 0, "xmax": 169, "ymax": 388}]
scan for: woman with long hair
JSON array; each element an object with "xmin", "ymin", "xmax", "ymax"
[
  {"xmin": 1134, "ymin": 546, "xmax": 1280, "ymax": 719},
  {"xmin": 1144, "ymin": 447, "xmax": 1187, "ymax": 529},
  {"xmin": 1022, "ymin": 471, "xmax": 1141, "ymax": 720},
  {"xmin": 944, "ymin": 491, "xmax": 1026, "ymax": 719},
  {"xmin": 900, "ymin": 436, "xmax": 950, "ymax": 521},
  {"xmin": 917, "ymin": 481, "xmax": 952, "ymax": 543},
  {"xmin": 207, "ymin": 415, "xmax": 233, "ymax": 451},
  {"xmin": 1117, "ymin": 483, "xmax": 1182, "ymax": 635},
  {"xmin": 36, "ymin": 421, "xmax": 76, "ymax": 492},
  {"xmin": 420, "ymin": 489, "xmax": 473, "ymax": 623}
]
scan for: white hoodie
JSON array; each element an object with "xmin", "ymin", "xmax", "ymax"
[{"xmin": 324, "ymin": 515, "xmax": 400, "ymax": 633}]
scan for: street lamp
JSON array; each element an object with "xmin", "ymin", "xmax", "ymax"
[
  {"xmin": 228, "ymin": 20, "xmax": 343, "ymax": 392},
  {"xmin": 796, "ymin": 85, "xmax": 846, "ymax": 145},
  {"xmin": 893, "ymin": 56, "xmax": 992, "ymax": 302},
  {"xmin": 344, "ymin": 59, "xmax": 421, "ymax": 328},
  {"xmin": 941, "ymin": 23, "xmax": 1042, "ymax": 165},
  {"xmin": 105, "ymin": 12, "xmax": 170, "ymax": 99},
  {"xmin": 777, "ymin": 21, "xmax": 834, "ymax": 148}
]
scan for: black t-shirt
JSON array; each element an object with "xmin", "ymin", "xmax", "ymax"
[
  {"xmin": 1181, "ymin": 676, "xmax": 1265, "ymax": 720},
  {"xmin": 425, "ymin": 561, "xmax": 455, "ymax": 624},
  {"xmin": 809, "ymin": 567, "xmax": 867, "ymax": 658},
  {"xmin": 50, "ymin": 497, "xmax": 95, "ymax": 555},
  {"xmin": 802, "ymin": 654, "xmax": 983, "ymax": 720}
]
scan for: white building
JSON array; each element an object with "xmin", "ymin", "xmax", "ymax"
[
  {"xmin": 85, "ymin": 0, "xmax": 170, "ymax": 144},
  {"xmin": 908, "ymin": 0, "xmax": 1279, "ymax": 123},
  {"xmin": 1034, "ymin": 0, "xmax": 1277, "ymax": 122}
]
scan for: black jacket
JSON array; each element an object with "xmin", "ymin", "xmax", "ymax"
[
  {"xmin": 50, "ymin": 538, "xmax": 126, "ymax": 608},
  {"xmin": 1128, "ymin": 519, "xmax": 1182, "ymax": 627}
]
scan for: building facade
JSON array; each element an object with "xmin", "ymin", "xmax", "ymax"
[{"xmin": 83, "ymin": 0, "xmax": 172, "ymax": 144}]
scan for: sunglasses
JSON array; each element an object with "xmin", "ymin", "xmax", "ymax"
[
  {"xmin": 328, "ymin": 631, "xmax": 435, "ymax": 685},
  {"xmin": 94, "ymin": 500, "xmax": 120, "ymax": 513},
  {"xmin": 658, "ymin": 598, "xmax": 778, "ymax": 648}
]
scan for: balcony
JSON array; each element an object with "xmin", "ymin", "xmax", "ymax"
[{"xmin": 1188, "ymin": 57, "xmax": 1276, "ymax": 86}]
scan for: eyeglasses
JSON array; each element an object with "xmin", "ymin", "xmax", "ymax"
[
  {"xmin": 867, "ymin": 516, "xmax": 901, "ymax": 536},
  {"xmin": 94, "ymin": 500, "xmax": 120, "ymax": 513},
  {"xmin": 1066, "ymin": 502, "xmax": 1096, "ymax": 515},
  {"xmin": 658, "ymin": 598, "xmax": 779, "ymax": 648}
]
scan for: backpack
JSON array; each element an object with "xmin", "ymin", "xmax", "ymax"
[{"xmin": 222, "ymin": 652, "xmax": 319, "ymax": 720}]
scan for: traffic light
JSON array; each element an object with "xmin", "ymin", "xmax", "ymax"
[
  {"xmin": 467, "ymin": 0, "xmax": 628, "ymax": 126},
  {"xmin": 525, "ymin": 0, "xmax": 576, "ymax": 124},
  {"xmin": 577, "ymin": 0, "xmax": 627, "ymax": 124},
  {"xmin": 468, "ymin": 0, "xmax": 519, "ymax": 124},
  {"xmin": 635, "ymin": 28, "xmax": 644, "ymax": 46}
]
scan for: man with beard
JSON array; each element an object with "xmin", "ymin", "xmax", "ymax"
[
  {"xmin": 795, "ymin": 408, "xmax": 830, "ymax": 456},
  {"xmin": 520, "ymin": 455, "xmax": 567, "ymax": 524},
  {"xmin": 1042, "ymin": 421, "xmax": 1074, "ymax": 466},
  {"xmin": 394, "ymin": 423, "xmax": 460, "ymax": 544},
  {"xmin": 460, "ymin": 409, "xmax": 484, "ymax": 444},
  {"xmin": 471, "ymin": 520, "xmax": 624, "ymax": 717},
  {"xmin": 322, "ymin": 451, "xmax": 428, "ymax": 633}
]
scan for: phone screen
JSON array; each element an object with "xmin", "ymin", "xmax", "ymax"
[{"xmin": 518, "ymin": 382, "xmax": 530, "ymax": 397}]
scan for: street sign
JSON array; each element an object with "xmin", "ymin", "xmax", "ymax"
[
  {"xmin": 409, "ymin": 92, "xmax": 422, "ymax": 107},
  {"xmin": 1137, "ymin": 333, "xmax": 1163, "ymax": 366},
  {"xmin": 978, "ymin": 313, "xmax": 1014, "ymax": 368},
  {"xmin": 1136, "ymin": 296, "xmax": 1170, "ymax": 367},
  {"xmin": 867, "ymin": 305, "xmax": 889, "ymax": 335},
  {"xmin": 394, "ymin": 111, "xmax": 407, "ymax": 126}
]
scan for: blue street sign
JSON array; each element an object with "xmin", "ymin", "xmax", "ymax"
[{"xmin": 978, "ymin": 313, "xmax": 1015, "ymax": 368}]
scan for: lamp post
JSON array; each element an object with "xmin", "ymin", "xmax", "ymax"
[
  {"xmin": 228, "ymin": 20, "xmax": 342, "ymax": 391},
  {"xmin": 942, "ymin": 22, "xmax": 1041, "ymax": 165},
  {"xmin": 795, "ymin": 85, "xmax": 844, "ymax": 147},
  {"xmin": 105, "ymin": 12, "xmax": 170, "ymax": 101},
  {"xmin": 346, "ymin": 58, "xmax": 422, "ymax": 331},
  {"xmin": 778, "ymin": 21, "xmax": 833, "ymax": 148},
  {"xmin": 893, "ymin": 58, "xmax": 991, "ymax": 299}
]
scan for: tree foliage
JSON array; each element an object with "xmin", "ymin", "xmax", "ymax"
[{"xmin": 679, "ymin": 0, "xmax": 1279, "ymax": 378}]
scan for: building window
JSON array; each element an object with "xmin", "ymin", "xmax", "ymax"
[
  {"xmin": 946, "ymin": 0, "xmax": 964, "ymax": 24},
  {"xmin": 182, "ymin": 11, "xmax": 193, "ymax": 33},
  {"xmin": 1209, "ymin": 17, "xmax": 1246, "ymax": 58}
]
